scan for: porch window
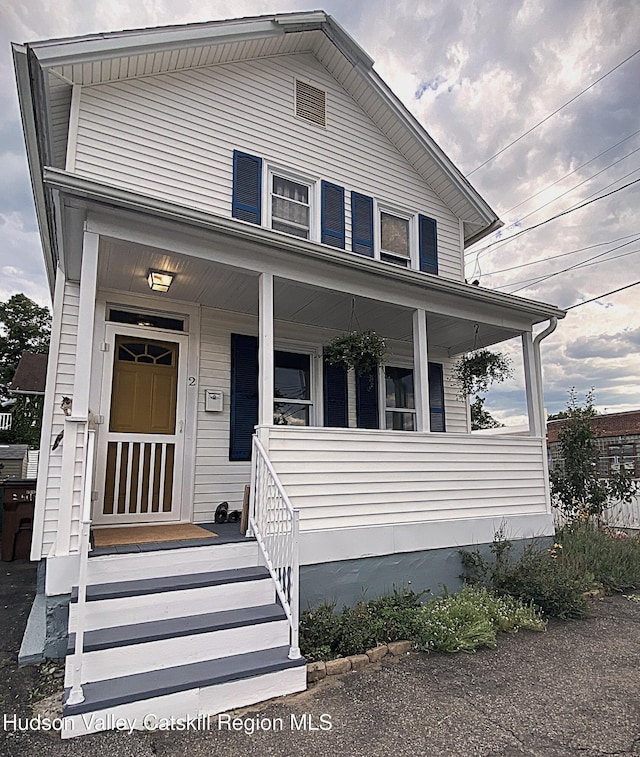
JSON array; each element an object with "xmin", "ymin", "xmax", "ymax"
[
  {"xmin": 271, "ymin": 175, "xmax": 311, "ymax": 239},
  {"xmin": 274, "ymin": 351, "xmax": 312, "ymax": 426},
  {"xmin": 385, "ymin": 366, "xmax": 416, "ymax": 430}
]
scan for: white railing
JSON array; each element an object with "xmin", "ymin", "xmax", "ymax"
[
  {"xmin": 0, "ymin": 413, "xmax": 12, "ymax": 430},
  {"xmin": 65, "ymin": 428, "xmax": 96, "ymax": 706},
  {"xmin": 249, "ymin": 435, "xmax": 301, "ymax": 660}
]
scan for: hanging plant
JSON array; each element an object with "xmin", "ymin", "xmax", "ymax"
[
  {"xmin": 325, "ymin": 330, "xmax": 387, "ymax": 379},
  {"xmin": 453, "ymin": 348, "xmax": 513, "ymax": 397}
]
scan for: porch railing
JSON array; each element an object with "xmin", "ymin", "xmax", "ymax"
[
  {"xmin": 249, "ymin": 435, "xmax": 301, "ymax": 660},
  {"xmin": 65, "ymin": 428, "xmax": 96, "ymax": 706},
  {"xmin": 0, "ymin": 412, "xmax": 11, "ymax": 430}
]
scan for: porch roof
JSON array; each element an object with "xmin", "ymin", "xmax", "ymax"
[{"xmin": 49, "ymin": 170, "xmax": 564, "ymax": 354}]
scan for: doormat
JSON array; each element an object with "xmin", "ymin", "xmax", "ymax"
[{"xmin": 92, "ymin": 523, "xmax": 218, "ymax": 547}]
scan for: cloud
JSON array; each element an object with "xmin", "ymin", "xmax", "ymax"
[{"xmin": 0, "ymin": 0, "xmax": 639, "ymax": 424}]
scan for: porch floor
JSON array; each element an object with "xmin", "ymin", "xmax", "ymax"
[{"xmin": 90, "ymin": 522, "xmax": 251, "ymax": 557}]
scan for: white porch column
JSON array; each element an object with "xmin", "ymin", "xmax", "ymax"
[
  {"xmin": 258, "ymin": 273, "xmax": 274, "ymax": 428},
  {"xmin": 54, "ymin": 229, "xmax": 99, "ymax": 556},
  {"xmin": 73, "ymin": 230, "xmax": 99, "ymax": 417},
  {"xmin": 522, "ymin": 331, "xmax": 543, "ymax": 437},
  {"xmin": 413, "ymin": 308, "xmax": 430, "ymax": 432}
]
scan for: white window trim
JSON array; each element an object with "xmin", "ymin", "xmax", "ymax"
[
  {"xmin": 263, "ymin": 164, "xmax": 320, "ymax": 242},
  {"xmin": 373, "ymin": 200, "xmax": 418, "ymax": 270},
  {"xmin": 273, "ymin": 339, "xmax": 323, "ymax": 427}
]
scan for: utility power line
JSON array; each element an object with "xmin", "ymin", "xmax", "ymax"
[
  {"xmin": 485, "ymin": 145, "xmax": 640, "ymax": 244},
  {"xmin": 464, "ymin": 176, "xmax": 640, "ymax": 261},
  {"xmin": 506, "ymin": 243, "xmax": 640, "ymax": 293},
  {"xmin": 500, "ymin": 129, "xmax": 640, "ymax": 217},
  {"xmin": 565, "ymin": 280, "xmax": 640, "ymax": 310},
  {"xmin": 466, "ymin": 47, "xmax": 640, "ymax": 176},
  {"xmin": 482, "ymin": 234, "xmax": 640, "ymax": 277}
]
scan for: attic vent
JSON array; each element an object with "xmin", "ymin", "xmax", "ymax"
[{"xmin": 295, "ymin": 79, "xmax": 326, "ymax": 127}]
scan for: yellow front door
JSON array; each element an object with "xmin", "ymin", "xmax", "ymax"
[{"xmin": 101, "ymin": 336, "xmax": 180, "ymax": 521}]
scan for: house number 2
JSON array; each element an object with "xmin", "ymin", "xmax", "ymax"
[{"xmin": 188, "ymin": 377, "xmax": 196, "ymax": 386}]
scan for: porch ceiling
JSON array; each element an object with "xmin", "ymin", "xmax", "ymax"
[{"xmin": 98, "ymin": 237, "xmax": 524, "ymax": 354}]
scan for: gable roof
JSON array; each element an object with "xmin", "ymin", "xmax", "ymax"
[
  {"xmin": 8, "ymin": 352, "xmax": 48, "ymax": 395},
  {"xmin": 13, "ymin": 11, "xmax": 501, "ymax": 291}
]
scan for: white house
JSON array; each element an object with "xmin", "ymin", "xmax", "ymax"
[{"xmin": 13, "ymin": 12, "xmax": 565, "ymax": 736}]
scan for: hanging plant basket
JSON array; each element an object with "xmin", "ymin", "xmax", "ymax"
[
  {"xmin": 453, "ymin": 348, "xmax": 513, "ymax": 397},
  {"xmin": 325, "ymin": 330, "xmax": 387, "ymax": 379}
]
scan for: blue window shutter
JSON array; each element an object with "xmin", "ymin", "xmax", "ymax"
[
  {"xmin": 356, "ymin": 370, "xmax": 379, "ymax": 429},
  {"xmin": 229, "ymin": 334, "xmax": 259, "ymax": 461},
  {"xmin": 323, "ymin": 354, "xmax": 348, "ymax": 427},
  {"xmin": 351, "ymin": 192, "xmax": 374, "ymax": 256},
  {"xmin": 428, "ymin": 362, "xmax": 446, "ymax": 432},
  {"xmin": 321, "ymin": 181, "xmax": 345, "ymax": 248},
  {"xmin": 232, "ymin": 151, "xmax": 262, "ymax": 225},
  {"xmin": 419, "ymin": 215, "xmax": 438, "ymax": 274}
]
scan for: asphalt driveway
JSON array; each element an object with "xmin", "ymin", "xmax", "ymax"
[{"xmin": 1, "ymin": 560, "xmax": 638, "ymax": 756}]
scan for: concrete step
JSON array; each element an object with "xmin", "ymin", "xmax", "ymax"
[
  {"xmin": 62, "ymin": 646, "xmax": 307, "ymax": 738},
  {"xmin": 87, "ymin": 540, "xmax": 259, "ymax": 584},
  {"xmin": 68, "ymin": 566, "xmax": 274, "ymax": 631},
  {"xmin": 65, "ymin": 603, "xmax": 290, "ymax": 684}
]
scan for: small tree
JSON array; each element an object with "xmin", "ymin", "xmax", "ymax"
[
  {"xmin": 470, "ymin": 396, "xmax": 504, "ymax": 430},
  {"xmin": 550, "ymin": 389, "xmax": 638, "ymax": 521},
  {"xmin": 0, "ymin": 294, "xmax": 51, "ymax": 401}
]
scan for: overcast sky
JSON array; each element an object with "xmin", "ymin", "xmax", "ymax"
[{"xmin": 1, "ymin": 0, "xmax": 639, "ymax": 424}]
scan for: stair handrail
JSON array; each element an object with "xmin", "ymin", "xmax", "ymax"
[
  {"xmin": 66, "ymin": 427, "xmax": 96, "ymax": 706},
  {"xmin": 249, "ymin": 435, "xmax": 301, "ymax": 660}
]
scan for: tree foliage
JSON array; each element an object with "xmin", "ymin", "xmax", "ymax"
[
  {"xmin": 550, "ymin": 389, "xmax": 638, "ymax": 520},
  {"xmin": 0, "ymin": 294, "xmax": 51, "ymax": 400},
  {"xmin": 470, "ymin": 396, "xmax": 504, "ymax": 430}
]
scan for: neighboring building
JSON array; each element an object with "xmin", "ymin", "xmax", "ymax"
[
  {"xmin": 13, "ymin": 12, "xmax": 565, "ymax": 736},
  {"xmin": 8, "ymin": 351, "xmax": 48, "ymax": 396},
  {"xmin": 1, "ymin": 351, "xmax": 48, "ymax": 456},
  {"xmin": 0, "ymin": 445, "xmax": 29, "ymax": 480},
  {"xmin": 548, "ymin": 410, "xmax": 640, "ymax": 528}
]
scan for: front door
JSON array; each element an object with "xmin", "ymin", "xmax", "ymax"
[{"xmin": 94, "ymin": 325, "xmax": 187, "ymax": 524}]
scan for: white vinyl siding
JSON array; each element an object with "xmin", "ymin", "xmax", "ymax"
[
  {"xmin": 266, "ymin": 427, "xmax": 549, "ymax": 531},
  {"xmin": 192, "ymin": 307, "xmax": 467, "ymax": 521},
  {"xmin": 40, "ymin": 282, "xmax": 81, "ymax": 556},
  {"xmin": 73, "ymin": 53, "xmax": 463, "ymax": 280}
]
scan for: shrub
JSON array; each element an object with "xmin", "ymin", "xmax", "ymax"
[
  {"xmin": 299, "ymin": 602, "xmax": 340, "ymax": 662},
  {"xmin": 300, "ymin": 585, "xmax": 544, "ymax": 660},
  {"xmin": 366, "ymin": 587, "xmax": 427, "ymax": 643},
  {"xmin": 558, "ymin": 521, "xmax": 640, "ymax": 592},
  {"xmin": 460, "ymin": 534, "xmax": 592, "ymax": 619},
  {"xmin": 412, "ymin": 586, "xmax": 545, "ymax": 654}
]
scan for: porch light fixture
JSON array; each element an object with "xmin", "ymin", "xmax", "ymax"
[{"xmin": 147, "ymin": 269, "xmax": 174, "ymax": 292}]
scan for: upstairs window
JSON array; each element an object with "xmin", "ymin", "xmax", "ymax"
[
  {"xmin": 380, "ymin": 212, "xmax": 411, "ymax": 267},
  {"xmin": 271, "ymin": 175, "xmax": 311, "ymax": 239}
]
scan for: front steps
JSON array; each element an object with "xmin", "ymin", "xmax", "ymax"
[{"xmin": 63, "ymin": 541, "xmax": 306, "ymax": 738}]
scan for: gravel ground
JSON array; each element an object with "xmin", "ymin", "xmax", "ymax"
[{"xmin": 1, "ymin": 560, "xmax": 639, "ymax": 756}]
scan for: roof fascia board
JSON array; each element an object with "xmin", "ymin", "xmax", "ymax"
[
  {"xmin": 44, "ymin": 167, "xmax": 565, "ymax": 324},
  {"xmin": 360, "ymin": 63, "xmax": 500, "ymax": 234},
  {"xmin": 12, "ymin": 44, "xmax": 56, "ymax": 295},
  {"xmin": 29, "ymin": 20, "xmax": 283, "ymax": 68}
]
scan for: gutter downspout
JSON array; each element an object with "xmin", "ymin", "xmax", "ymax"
[{"xmin": 533, "ymin": 317, "xmax": 558, "ymax": 435}]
